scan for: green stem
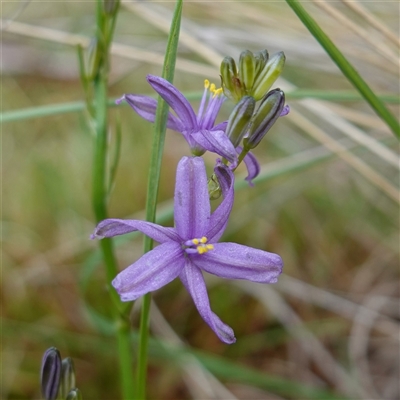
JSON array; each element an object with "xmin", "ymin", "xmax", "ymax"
[
  {"xmin": 135, "ymin": 1, "xmax": 182, "ymax": 398},
  {"xmin": 90, "ymin": 1, "xmax": 135, "ymax": 399},
  {"xmin": 285, "ymin": 0, "xmax": 400, "ymax": 138}
]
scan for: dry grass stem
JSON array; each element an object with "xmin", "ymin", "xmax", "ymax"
[
  {"xmin": 312, "ymin": 0, "xmax": 398, "ymax": 65},
  {"xmin": 1, "ymin": 19, "xmax": 217, "ymax": 77},
  {"xmin": 279, "ymin": 275, "xmax": 399, "ymax": 339},
  {"xmin": 122, "ymin": 1, "xmax": 224, "ymax": 66},
  {"xmin": 150, "ymin": 301, "xmax": 238, "ymax": 400},
  {"xmin": 287, "ymin": 108, "xmax": 399, "ymax": 203},
  {"xmin": 234, "ymin": 281, "xmax": 366, "ymax": 398},
  {"xmin": 300, "ymin": 99, "xmax": 399, "ymax": 168},
  {"xmin": 341, "ymin": 0, "xmax": 400, "ymax": 47}
]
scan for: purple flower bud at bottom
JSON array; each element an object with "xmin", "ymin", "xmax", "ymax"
[{"xmin": 40, "ymin": 347, "xmax": 61, "ymax": 400}]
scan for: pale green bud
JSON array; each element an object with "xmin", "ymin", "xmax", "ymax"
[
  {"xmin": 225, "ymin": 96, "xmax": 255, "ymax": 147},
  {"xmin": 238, "ymin": 50, "xmax": 256, "ymax": 93},
  {"xmin": 220, "ymin": 56, "xmax": 239, "ymax": 101},
  {"xmin": 252, "ymin": 52, "xmax": 285, "ymax": 101},
  {"xmin": 253, "ymin": 49, "xmax": 269, "ymax": 76},
  {"xmin": 60, "ymin": 358, "xmax": 76, "ymax": 399}
]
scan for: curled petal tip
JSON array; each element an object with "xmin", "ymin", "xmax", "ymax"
[
  {"xmin": 115, "ymin": 95, "xmax": 126, "ymax": 105},
  {"xmin": 280, "ymin": 104, "xmax": 290, "ymax": 116}
]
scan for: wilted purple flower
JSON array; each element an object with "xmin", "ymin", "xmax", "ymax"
[
  {"xmin": 92, "ymin": 157, "xmax": 283, "ymax": 343},
  {"xmin": 117, "ymin": 75, "xmax": 237, "ymax": 166}
]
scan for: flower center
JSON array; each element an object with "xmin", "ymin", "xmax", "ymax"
[{"xmin": 183, "ymin": 236, "xmax": 214, "ymax": 255}]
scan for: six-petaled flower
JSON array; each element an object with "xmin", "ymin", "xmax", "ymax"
[{"xmin": 91, "ymin": 157, "xmax": 283, "ymax": 343}]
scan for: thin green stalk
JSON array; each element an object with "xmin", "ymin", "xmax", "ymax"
[
  {"xmin": 90, "ymin": 1, "xmax": 135, "ymax": 399},
  {"xmin": 285, "ymin": 0, "xmax": 400, "ymax": 138},
  {"xmin": 135, "ymin": 1, "xmax": 182, "ymax": 398}
]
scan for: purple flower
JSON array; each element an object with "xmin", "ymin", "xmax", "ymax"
[
  {"xmin": 117, "ymin": 75, "xmax": 237, "ymax": 166},
  {"xmin": 92, "ymin": 157, "xmax": 283, "ymax": 343}
]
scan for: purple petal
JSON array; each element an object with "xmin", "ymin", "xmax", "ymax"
[
  {"xmin": 238, "ymin": 147, "xmax": 260, "ymax": 186},
  {"xmin": 191, "ymin": 130, "xmax": 238, "ymax": 167},
  {"xmin": 174, "ymin": 157, "xmax": 210, "ymax": 239},
  {"xmin": 200, "ymin": 94, "xmax": 225, "ymax": 130},
  {"xmin": 118, "ymin": 94, "xmax": 184, "ymax": 132},
  {"xmin": 180, "ymin": 260, "xmax": 236, "ymax": 344},
  {"xmin": 196, "ymin": 84, "xmax": 208, "ymax": 124},
  {"xmin": 147, "ymin": 75, "xmax": 197, "ymax": 130},
  {"xmin": 207, "ymin": 164, "xmax": 234, "ymax": 243},
  {"xmin": 197, "ymin": 242, "xmax": 283, "ymax": 283},
  {"xmin": 280, "ymin": 104, "xmax": 290, "ymax": 116},
  {"xmin": 112, "ymin": 242, "xmax": 184, "ymax": 301},
  {"xmin": 213, "ymin": 121, "xmax": 228, "ymax": 132},
  {"xmin": 91, "ymin": 218, "xmax": 180, "ymax": 243}
]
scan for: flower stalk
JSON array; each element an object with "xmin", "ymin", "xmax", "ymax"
[
  {"xmin": 135, "ymin": 1, "xmax": 183, "ymax": 398},
  {"xmin": 88, "ymin": 1, "xmax": 135, "ymax": 399}
]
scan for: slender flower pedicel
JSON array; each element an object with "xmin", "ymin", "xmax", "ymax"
[
  {"xmin": 117, "ymin": 75, "xmax": 238, "ymax": 166},
  {"xmin": 92, "ymin": 157, "xmax": 283, "ymax": 343}
]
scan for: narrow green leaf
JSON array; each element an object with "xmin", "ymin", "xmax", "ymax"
[
  {"xmin": 2, "ymin": 92, "xmax": 398, "ymax": 124},
  {"xmin": 285, "ymin": 0, "xmax": 400, "ymax": 138},
  {"xmin": 137, "ymin": 0, "xmax": 183, "ymax": 398}
]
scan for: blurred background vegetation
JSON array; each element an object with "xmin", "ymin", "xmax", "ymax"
[{"xmin": 2, "ymin": 1, "xmax": 399, "ymax": 399}]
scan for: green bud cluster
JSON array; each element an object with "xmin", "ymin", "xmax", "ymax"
[{"xmin": 220, "ymin": 49, "xmax": 285, "ymax": 103}]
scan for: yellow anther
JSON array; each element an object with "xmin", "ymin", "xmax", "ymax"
[
  {"xmin": 200, "ymin": 237, "xmax": 208, "ymax": 244},
  {"xmin": 192, "ymin": 238, "xmax": 200, "ymax": 245},
  {"xmin": 206, "ymin": 244, "xmax": 214, "ymax": 250},
  {"xmin": 197, "ymin": 247, "xmax": 206, "ymax": 254},
  {"xmin": 204, "ymin": 79, "xmax": 210, "ymax": 89},
  {"xmin": 210, "ymin": 83, "xmax": 216, "ymax": 93},
  {"xmin": 214, "ymin": 87, "xmax": 223, "ymax": 96}
]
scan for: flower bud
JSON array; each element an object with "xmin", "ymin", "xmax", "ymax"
[
  {"xmin": 220, "ymin": 56, "xmax": 239, "ymax": 101},
  {"xmin": 66, "ymin": 388, "xmax": 83, "ymax": 400},
  {"xmin": 244, "ymin": 89, "xmax": 286, "ymax": 149},
  {"xmin": 225, "ymin": 96, "xmax": 255, "ymax": 147},
  {"xmin": 40, "ymin": 347, "xmax": 61, "ymax": 400},
  {"xmin": 253, "ymin": 49, "xmax": 269, "ymax": 76},
  {"xmin": 60, "ymin": 357, "xmax": 76, "ymax": 399},
  {"xmin": 252, "ymin": 52, "xmax": 285, "ymax": 101},
  {"xmin": 238, "ymin": 50, "xmax": 256, "ymax": 93}
]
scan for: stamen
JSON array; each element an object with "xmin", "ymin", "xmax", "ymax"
[
  {"xmin": 204, "ymin": 79, "xmax": 210, "ymax": 89},
  {"xmin": 183, "ymin": 236, "xmax": 214, "ymax": 255},
  {"xmin": 214, "ymin": 87, "xmax": 223, "ymax": 96}
]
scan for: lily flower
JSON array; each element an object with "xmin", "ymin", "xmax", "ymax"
[
  {"xmin": 117, "ymin": 75, "xmax": 237, "ymax": 166},
  {"xmin": 91, "ymin": 157, "xmax": 283, "ymax": 343}
]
